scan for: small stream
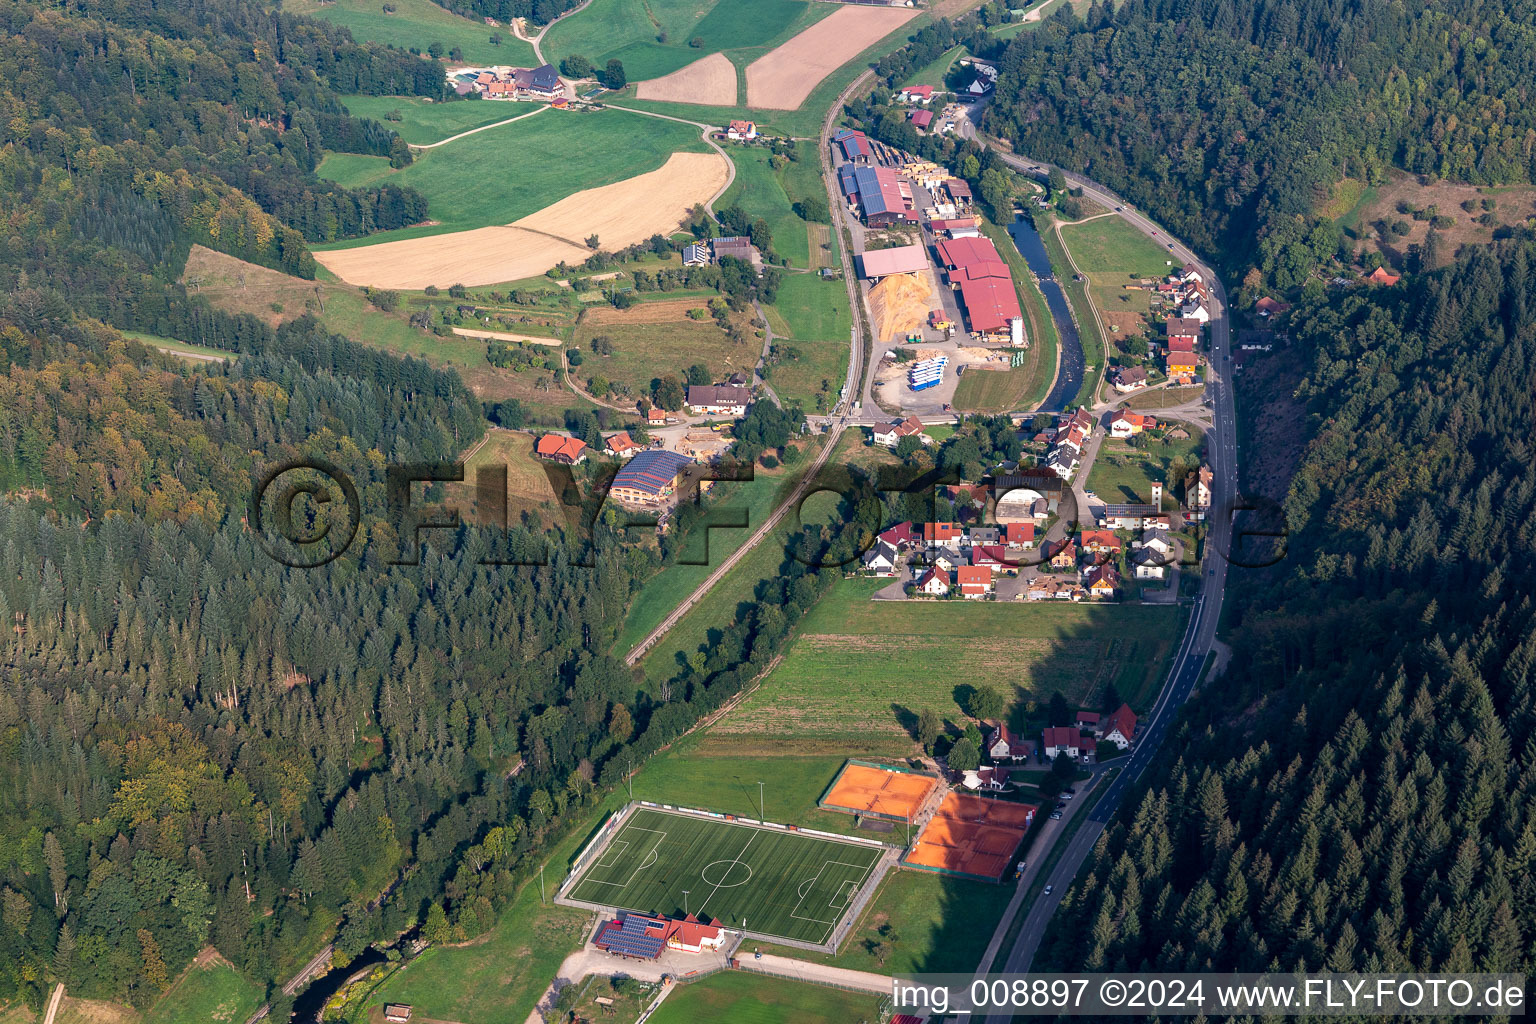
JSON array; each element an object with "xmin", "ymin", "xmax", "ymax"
[
  {"xmin": 1005, "ymin": 214, "xmax": 1084, "ymax": 411},
  {"xmin": 289, "ymin": 947, "xmax": 388, "ymax": 1023}
]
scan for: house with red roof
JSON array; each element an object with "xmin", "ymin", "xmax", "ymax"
[
  {"xmin": 955, "ymin": 565, "xmax": 992, "ymax": 598},
  {"xmin": 924, "ymin": 521, "xmax": 964, "ymax": 548},
  {"xmin": 1003, "ymin": 522, "xmax": 1036, "ymax": 549},
  {"xmin": 915, "ymin": 567, "xmax": 949, "ymax": 596},
  {"xmin": 1254, "ymin": 296, "xmax": 1292, "ymax": 317},
  {"xmin": 726, "ymin": 120, "xmax": 757, "ymax": 140},
  {"xmin": 594, "ymin": 912, "xmax": 725, "ymax": 959},
  {"xmin": 1076, "ymin": 710, "xmax": 1101, "ymax": 733},
  {"xmin": 1364, "ymin": 266, "xmax": 1401, "ymax": 285},
  {"xmin": 534, "ymin": 434, "xmax": 588, "ymax": 465},
  {"xmin": 1103, "ymin": 703, "xmax": 1138, "ymax": 748},
  {"xmin": 1108, "ymin": 410, "xmax": 1154, "ymax": 438},
  {"xmin": 1042, "ymin": 726, "xmax": 1082, "ymax": 760},
  {"xmin": 878, "ymin": 521, "xmax": 915, "ymax": 550},
  {"xmin": 1079, "ymin": 530, "xmax": 1122, "ymax": 555},
  {"xmin": 646, "ymin": 406, "xmax": 670, "ymax": 426},
  {"xmin": 605, "ymin": 432, "xmax": 644, "ymax": 458},
  {"xmin": 898, "ymin": 84, "xmax": 934, "ymax": 104},
  {"xmin": 986, "ymin": 722, "xmax": 1033, "ymax": 762},
  {"xmin": 1049, "ymin": 540, "xmax": 1079, "ymax": 571},
  {"xmin": 874, "ymin": 415, "xmax": 928, "ymax": 447}
]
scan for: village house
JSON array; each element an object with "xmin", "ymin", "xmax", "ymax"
[
  {"xmin": 1085, "ymin": 563, "xmax": 1121, "ymax": 598},
  {"xmin": 534, "ymin": 434, "xmax": 587, "ymax": 465},
  {"xmin": 928, "ymin": 549, "xmax": 958, "ymax": 573},
  {"xmin": 605, "ymin": 432, "xmax": 644, "ymax": 459},
  {"xmin": 923, "ymin": 521, "xmax": 964, "ymax": 550},
  {"xmin": 1049, "ymin": 540, "xmax": 1079, "ymax": 571},
  {"xmin": 898, "ymin": 84, "xmax": 934, "ymax": 104},
  {"xmin": 646, "ymin": 405, "xmax": 671, "ymax": 426},
  {"xmin": 873, "ymin": 415, "xmax": 928, "ymax": 447},
  {"xmin": 956, "ymin": 565, "xmax": 993, "ymax": 598},
  {"xmin": 726, "ymin": 119, "xmax": 758, "ymax": 140},
  {"xmin": 1098, "ymin": 503, "xmax": 1160, "ymax": 530},
  {"xmin": 1364, "ymin": 266, "xmax": 1401, "ymax": 286},
  {"xmin": 1108, "ymin": 410, "xmax": 1155, "ymax": 438},
  {"xmin": 1042, "ymin": 726, "xmax": 1082, "ymax": 760},
  {"xmin": 1003, "ymin": 522, "xmax": 1036, "ymax": 549},
  {"xmin": 1079, "ymin": 530, "xmax": 1122, "ymax": 557},
  {"xmin": 1185, "ymin": 465, "xmax": 1212, "ymax": 518},
  {"xmin": 862, "ymin": 539, "xmax": 900, "ymax": 575},
  {"xmin": 879, "ymin": 521, "xmax": 916, "ymax": 550},
  {"xmin": 1112, "ymin": 365, "xmax": 1149, "ymax": 393},
  {"xmin": 384, "ymin": 1007, "xmax": 413, "ymax": 1024},
  {"xmin": 1131, "ymin": 546, "xmax": 1169, "ymax": 580},
  {"xmin": 512, "ymin": 63, "xmax": 562, "ymax": 99},
  {"xmin": 987, "ymin": 722, "xmax": 1032, "ymax": 762},
  {"xmin": 1045, "ymin": 450, "xmax": 1078, "ymax": 479},
  {"xmin": 681, "ymin": 242, "xmax": 711, "ymax": 267},
  {"xmin": 685, "ymin": 384, "xmax": 751, "ymax": 416},
  {"xmin": 915, "ymin": 567, "xmax": 950, "ymax": 596},
  {"xmin": 1103, "ymin": 704, "xmax": 1138, "ymax": 748},
  {"xmin": 970, "ymin": 545, "xmax": 1009, "ymax": 573},
  {"xmin": 1255, "ymin": 296, "xmax": 1292, "ymax": 317},
  {"xmin": 1075, "ymin": 711, "xmax": 1101, "ymax": 734}
]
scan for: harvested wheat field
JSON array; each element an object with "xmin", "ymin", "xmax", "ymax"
[
  {"xmin": 635, "ymin": 53, "xmax": 737, "ymax": 106},
  {"xmin": 450, "ymin": 326, "xmax": 562, "ymax": 346},
  {"xmin": 868, "ymin": 270, "xmax": 933, "ymax": 342},
  {"xmin": 746, "ymin": 6, "xmax": 918, "ymax": 109},
  {"xmin": 513, "ymin": 151, "xmax": 730, "ymax": 249},
  {"xmin": 314, "ymin": 227, "xmax": 589, "ymax": 290},
  {"xmin": 315, "ymin": 152, "xmax": 730, "ymax": 289}
]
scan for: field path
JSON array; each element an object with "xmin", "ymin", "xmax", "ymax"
[
  {"xmin": 41, "ymin": 984, "xmax": 64, "ymax": 1024},
  {"xmin": 607, "ymin": 105, "xmax": 735, "ymax": 213},
  {"xmin": 410, "ymin": 104, "xmax": 548, "ymax": 151}
]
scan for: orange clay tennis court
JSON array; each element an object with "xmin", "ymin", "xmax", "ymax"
[
  {"xmin": 820, "ymin": 763, "xmax": 939, "ymax": 822},
  {"xmin": 904, "ymin": 792, "xmax": 1037, "ymax": 881}
]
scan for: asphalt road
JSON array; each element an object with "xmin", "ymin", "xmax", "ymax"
[{"xmin": 979, "ymin": 154, "xmax": 1239, "ymax": 1009}]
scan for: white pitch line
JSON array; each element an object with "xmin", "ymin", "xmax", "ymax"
[{"xmin": 695, "ymin": 829, "xmax": 757, "ymax": 920}]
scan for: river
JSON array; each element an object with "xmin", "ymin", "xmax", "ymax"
[{"xmin": 1005, "ymin": 214, "xmax": 1084, "ymax": 411}]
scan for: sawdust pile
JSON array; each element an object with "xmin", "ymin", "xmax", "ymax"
[{"xmin": 868, "ymin": 271, "xmax": 934, "ymax": 342}]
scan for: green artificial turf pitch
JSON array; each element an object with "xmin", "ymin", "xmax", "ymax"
[{"xmin": 566, "ymin": 808, "xmax": 883, "ymax": 944}]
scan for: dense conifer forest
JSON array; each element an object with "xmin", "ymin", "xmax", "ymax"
[
  {"xmin": 1040, "ymin": 236, "xmax": 1536, "ymax": 978},
  {"xmin": 985, "ymin": 0, "xmax": 1536, "ymax": 287}
]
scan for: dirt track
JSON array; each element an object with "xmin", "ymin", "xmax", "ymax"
[
  {"xmin": 635, "ymin": 52, "xmax": 737, "ymax": 105},
  {"xmin": 745, "ymin": 6, "xmax": 917, "ymax": 109}
]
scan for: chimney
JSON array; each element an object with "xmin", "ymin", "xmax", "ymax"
[{"xmin": 1152, "ymin": 481, "xmax": 1163, "ymax": 510}]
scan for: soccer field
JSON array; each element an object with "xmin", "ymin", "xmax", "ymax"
[{"xmin": 565, "ymin": 808, "xmax": 885, "ymax": 945}]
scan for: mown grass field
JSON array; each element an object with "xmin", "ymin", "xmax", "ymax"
[
  {"xmin": 341, "ymin": 93, "xmax": 542, "ymax": 146},
  {"xmin": 143, "ymin": 958, "xmax": 264, "ymax": 1024},
  {"xmin": 707, "ymin": 577, "xmax": 1180, "ymax": 754},
  {"xmin": 616, "ymin": 455, "xmax": 808, "ymax": 657},
  {"xmin": 902, "ymin": 42, "xmax": 963, "ymax": 88},
  {"xmin": 763, "ymin": 272, "xmax": 851, "ymax": 412},
  {"xmin": 543, "ymin": 0, "xmax": 828, "ymax": 82},
  {"xmin": 1086, "ymin": 428, "xmax": 1206, "ymax": 506},
  {"xmin": 121, "ymin": 331, "xmax": 236, "ymax": 363},
  {"xmin": 754, "ymin": 867, "xmax": 1011, "ymax": 974},
  {"xmin": 952, "ymin": 365, "xmax": 1035, "ymax": 413},
  {"xmin": 648, "ymin": 971, "xmax": 883, "ymax": 1024},
  {"xmin": 446, "ymin": 429, "xmax": 563, "ymax": 525},
  {"xmin": 1060, "ymin": 214, "xmax": 1176, "ymax": 319},
  {"xmin": 315, "ymin": 108, "xmax": 706, "ymax": 241},
  {"xmin": 289, "ymin": 0, "xmax": 538, "ymax": 66},
  {"xmin": 566, "ymin": 808, "xmax": 882, "ymax": 943},
  {"xmin": 719, "ymin": 147, "xmax": 826, "ymax": 270}
]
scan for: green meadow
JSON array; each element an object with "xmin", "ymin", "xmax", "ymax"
[
  {"xmin": 289, "ymin": 0, "xmax": 538, "ymax": 66},
  {"xmin": 314, "ymin": 107, "xmax": 707, "ymax": 244},
  {"xmin": 542, "ymin": 0, "xmax": 826, "ymax": 82},
  {"xmin": 341, "ymin": 93, "xmax": 544, "ymax": 146}
]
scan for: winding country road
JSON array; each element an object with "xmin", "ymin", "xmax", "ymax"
[{"xmin": 976, "ymin": 155, "xmax": 1240, "ymax": 1005}]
